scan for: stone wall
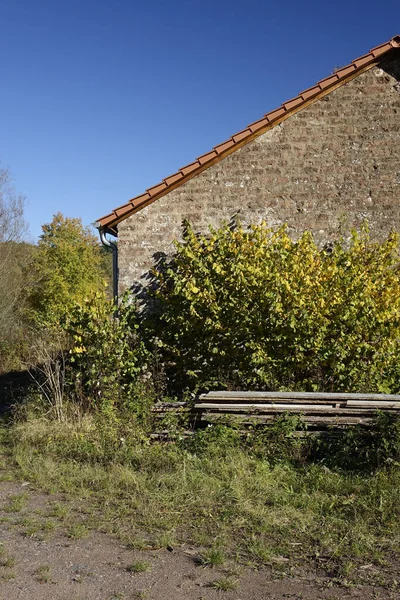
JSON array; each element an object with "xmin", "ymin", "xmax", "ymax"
[{"xmin": 118, "ymin": 53, "xmax": 400, "ymax": 294}]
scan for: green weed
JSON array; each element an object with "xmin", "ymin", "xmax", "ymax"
[
  {"xmin": 4, "ymin": 493, "xmax": 27, "ymax": 513},
  {"xmin": 199, "ymin": 548, "xmax": 225, "ymax": 567},
  {"xmin": 210, "ymin": 577, "xmax": 238, "ymax": 591},
  {"xmin": 47, "ymin": 502, "xmax": 70, "ymax": 520},
  {"xmin": 0, "ymin": 552, "xmax": 15, "ymax": 568},
  {"xmin": 34, "ymin": 565, "xmax": 51, "ymax": 583},
  {"xmin": 17, "ymin": 516, "xmax": 42, "ymax": 537},
  {"xmin": 66, "ymin": 523, "xmax": 89, "ymax": 539},
  {"xmin": 126, "ymin": 561, "xmax": 150, "ymax": 574}
]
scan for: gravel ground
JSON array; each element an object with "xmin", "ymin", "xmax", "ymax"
[{"xmin": 0, "ymin": 480, "xmax": 399, "ymax": 600}]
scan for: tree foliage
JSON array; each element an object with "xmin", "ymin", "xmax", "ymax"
[
  {"xmin": 153, "ymin": 221, "xmax": 400, "ymax": 393},
  {"xmin": 0, "ymin": 164, "xmax": 26, "ymax": 245},
  {"xmin": 30, "ymin": 213, "xmax": 110, "ymax": 324},
  {"xmin": 0, "ymin": 164, "xmax": 28, "ymax": 330},
  {"xmin": 62, "ymin": 292, "xmax": 151, "ymax": 417},
  {"xmin": 0, "ymin": 164, "xmax": 34, "ymax": 372}
]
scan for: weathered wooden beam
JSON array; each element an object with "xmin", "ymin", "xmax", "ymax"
[
  {"xmin": 151, "ymin": 392, "xmax": 400, "ymax": 433},
  {"xmin": 198, "ymin": 391, "xmax": 400, "ymax": 401},
  {"xmin": 199, "ymin": 413, "xmax": 374, "ymax": 426},
  {"xmin": 194, "ymin": 404, "xmax": 393, "ymax": 416},
  {"xmin": 346, "ymin": 400, "xmax": 400, "ymax": 408}
]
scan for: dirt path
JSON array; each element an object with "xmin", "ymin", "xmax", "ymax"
[{"xmin": 0, "ymin": 481, "xmax": 399, "ymax": 600}]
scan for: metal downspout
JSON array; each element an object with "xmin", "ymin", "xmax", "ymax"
[{"xmin": 98, "ymin": 228, "xmax": 119, "ymax": 307}]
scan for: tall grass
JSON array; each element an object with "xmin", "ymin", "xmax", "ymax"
[{"xmin": 1, "ymin": 412, "xmax": 399, "ymax": 576}]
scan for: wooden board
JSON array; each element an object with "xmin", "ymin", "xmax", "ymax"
[
  {"xmin": 151, "ymin": 392, "xmax": 400, "ymax": 432},
  {"xmin": 198, "ymin": 412, "xmax": 374, "ymax": 426},
  {"xmin": 198, "ymin": 391, "xmax": 400, "ymax": 402},
  {"xmin": 194, "ymin": 404, "xmax": 391, "ymax": 416}
]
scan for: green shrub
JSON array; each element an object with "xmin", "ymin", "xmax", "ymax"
[
  {"xmin": 29, "ymin": 213, "xmax": 110, "ymax": 326},
  {"xmin": 186, "ymin": 415, "xmax": 310, "ymax": 466},
  {"xmin": 62, "ymin": 292, "xmax": 154, "ymax": 419},
  {"xmin": 152, "ymin": 222, "xmax": 400, "ymax": 394},
  {"xmin": 317, "ymin": 411, "xmax": 400, "ymax": 471}
]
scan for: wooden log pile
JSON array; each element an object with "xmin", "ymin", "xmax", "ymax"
[
  {"xmin": 151, "ymin": 391, "xmax": 400, "ymax": 434},
  {"xmin": 193, "ymin": 391, "xmax": 400, "ymax": 429}
]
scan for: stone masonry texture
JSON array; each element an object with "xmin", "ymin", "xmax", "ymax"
[{"xmin": 118, "ymin": 54, "xmax": 400, "ymax": 295}]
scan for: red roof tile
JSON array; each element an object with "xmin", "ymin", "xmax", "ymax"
[
  {"xmin": 248, "ymin": 117, "xmax": 269, "ymax": 133},
  {"xmin": 163, "ymin": 173, "xmax": 184, "ymax": 185},
  {"xmin": 132, "ymin": 193, "xmax": 151, "ymax": 206},
  {"xmin": 334, "ymin": 64, "xmax": 356, "ymax": 77},
  {"xmin": 180, "ymin": 162, "xmax": 200, "ymax": 176},
  {"xmin": 318, "ymin": 74, "xmax": 340, "ymax": 90},
  {"xmin": 267, "ymin": 107, "xmax": 288, "ymax": 120},
  {"xmin": 214, "ymin": 139, "xmax": 236, "ymax": 154},
  {"xmin": 197, "ymin": 150, "xmax": 218, "ymax": 164},
  {"xmin": 147, "ymin": 182, "xmax": 168, "ymax": 196},
  {"xmin": 353, "ymin": 53, "xmax": 375, "ymax": 68},
  {"xmin": 115, "ymin": 203, "xmax": 135, "ymax": 218},
  {"xmin": 371, "ymin": 44, "xmax": 391, "ymax": 58},
  {"xmin": 96, "ymin": 35, "xmax": 400, "ymax": 232},
  {"xmin": 232, "ymin": 129, "xmax": 252, "ymax": 143},
  {"xmin": 300, "ymin": 85, "xmax": 322, "ymax": 100},
  {"xmin": 283, "ymin": 97, "xmax": 304, "ymax": 111}
]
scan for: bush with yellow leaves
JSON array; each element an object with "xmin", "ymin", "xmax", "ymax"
[
  {"xmin": 63, "ymin": 292, "xmax": 152, "ymax": 417},
  {"xmin": 153, "ymin": 222, "xmax": 400, "ymax": 393}
]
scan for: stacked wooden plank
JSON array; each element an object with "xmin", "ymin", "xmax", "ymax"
[{"xmin": 193, "ymin": 391, "xmax": 400, "ymax": 428}]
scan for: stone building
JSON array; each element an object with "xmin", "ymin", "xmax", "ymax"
[{"xmin": 96, "ymin": 36, "xmax": 400, "ymax": 296}]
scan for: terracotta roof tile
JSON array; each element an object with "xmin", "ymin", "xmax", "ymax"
[
  {"xmin": 147, "ymin": 182, "xmax": 168, "ymax": 196},
  {"xmin": 163, "ymin": 172, "xmax": 185, "ymax": 185},
  {"xmin": 300, "ymin": 85, "xmax": 321, "ymax": 100},
  {"xmin": 283, "ymin": 97, "xmax": 304, "ymax": 111},
  {"xmin": 197, "ymin": 150, "xmax": 218, "ymax": 164},
  {"xmin": 266, "ymin": 107, "xmax": 286, "ymax": 121},
  {"xmin": 318, "ymin": 74, "xmax": 340, "ymax": 90},
  {"xmin": 115, "ymin": 203, "xmax": 135, "ymax": 218},
  {"xmin": 214, "ymin": 139, "xmax": 236, "ymax": 154},
  {"xmin": 353, "ymin": 53, "xmax": 376, "ymax": 68},
  {"xmin": 334, "ymin": 64, "xmax": 357, "ymax": 77},
  {"xmin": 97, "ymin": 35, "xmax": 400, "ymax": 232},
  {"xmin": 248, "ymin": 117, "xmax": 269, "ymax": 133},
  {"xmin": 180, "ymin": 162, "xmax": 200, "ymax": 176},
  {"xmin": 232, "ymin": 129, "xmax": 252, "ymax": 143},
  {"xmin": 97, "ymin": 213, "xmax": 115, "ymax": 227},
  {"xmin": 371, "ymin": 43, "xmax": 392, "ymax": 58},
  {"xmin": 132, "ymin": 193, "xmax": 151, "ymax": 206}
]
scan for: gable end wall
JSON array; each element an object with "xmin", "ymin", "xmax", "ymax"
[{"xmin": 118, "ymin": 54, "xmax": 400, "ymax": 294}]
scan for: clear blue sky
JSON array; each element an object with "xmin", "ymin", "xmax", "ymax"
[{"xmin": 1, "ymin": 0, "xmax": 399, "ymax": 240}]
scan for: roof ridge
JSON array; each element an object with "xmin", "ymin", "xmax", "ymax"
[{"xmin": 97, "ymin": 35, "xmax": 400, "ymax": 233}]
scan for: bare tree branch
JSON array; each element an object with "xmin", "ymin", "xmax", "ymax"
[{"xmin": 0, "ymin": 163, "xmax": 32, "ymax": 372}]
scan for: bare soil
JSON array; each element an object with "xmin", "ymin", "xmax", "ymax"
[{"xmin": 0, "ymin": 481, "xmax": 399, "ymax": 600}]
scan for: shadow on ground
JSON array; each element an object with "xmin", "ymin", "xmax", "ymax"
[{"xmin": 0, "ymin": 369, "xmax": 31, "ymax": 416}]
